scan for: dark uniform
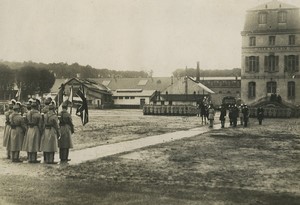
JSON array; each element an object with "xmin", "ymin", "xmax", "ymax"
[
  {"xmin": 58, "ymin": 104, "xmax": 74, "ymax": 162},
  {"xmin": 257, "ymin": 107, "xmax": 264, "ymax": 125},
  {"xmin": 231, "ymin": 105, "xmax": 239, "ymax": 127},
  {"xmin": 219, "ymin": 105, "xmax": 227, "ymax": 128},
  {"xmin": 242, "ymin": 105, "xmax": 250, "ymax": 127}
]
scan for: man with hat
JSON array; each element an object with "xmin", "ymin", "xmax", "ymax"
[
  {"xmin": 58, "ymin": 102, "xmax": 74, "ymax": 163},
  {"xmin": 40, "ymin": 104, "xmax": 60, "ymax": 164},
  {"xmin": 8, "ymin": 103, "xmax": 27, "ymax": 162},
  {"xmin": 3, "ymin": 102, "xmax": 14, "ymax": 159},
  {"xmin": 22, "ymin": 101, "xmax": 43, "ymax": 163}
]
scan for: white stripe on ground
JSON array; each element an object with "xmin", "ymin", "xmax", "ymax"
[{"xmin": 68, "ymin": 125, "xmax": 223, "ymax": 165}]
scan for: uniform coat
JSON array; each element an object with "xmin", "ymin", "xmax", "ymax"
[
  {"xmin": 58, "ymin": 110, "xmax": 74, "ymax": 149},
  {"xmin": 22, "ymin": 109, "xmax": 43, "ymax": 152},
  {"xmin": 40, "ymin": 111, "xmax": 60, "ymax": 152},
  {"xmin": 8, "ymin": 112, "xmax": 26, "ymax": 151},
  {"xmin": 3, "ymin": 109, "xmax": 13, "ymax": 147}
]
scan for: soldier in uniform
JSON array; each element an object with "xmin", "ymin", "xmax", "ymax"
[
  {"xmin": 22, "ymin": 102, "xmax": 43, "ymax": 163},
  {"xmin": 232, "ymin": 104, "xmax": 239, "ymax": 127},
  {"xmin": 58, "ymin": 102, "xmax": 74, "ymax": 162},
  {"xmin": 8, "ymin": 104, "xmax": 27, "ymax": 162},
  {"xmin": 40, "ymin": 104, "xmax": 60, "ymax": 164},
  {"xmin": 239, "ymin": 104, "xmax": 244, "ymax": 125},
  {"xmin": 219, "ymin": 104, "xmax": 227, "ymax": 128},
  {"xmin": 3, "ymin": 102, "xmax": 14, "ymax": 159},
  {"xmin": 242, "ymin": 104, "xmax": 250, "ymax": 127},
  {"xmin": 257, "ymin": 107, "xmax": 264, "ymax": 125},
  {"xmin": 207, "ymin": 104, "xmax": 215, "ymax": 128}
]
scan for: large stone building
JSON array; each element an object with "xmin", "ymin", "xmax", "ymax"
[{"xmin": 241, "ymin": 0, "xmax": 300, "ymax": 106}]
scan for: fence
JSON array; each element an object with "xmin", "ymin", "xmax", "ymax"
[{"xmin": 143, "ymin": 105, "xmax": 198, "ymax": 116}]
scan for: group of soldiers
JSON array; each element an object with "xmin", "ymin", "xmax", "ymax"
[
  {"xmin": 198, "ymin": 102, "xmax": 265, "ymax": 129},
  {"xmin": 2, "ymin": 97, "xmax": 74, "ymax": 164},
  {"xmin": 219, "ymin": 104, "xmax": 264, "ymax": 128}
]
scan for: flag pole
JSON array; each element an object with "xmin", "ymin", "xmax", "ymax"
[{"xmin": 70, "ymin": 84, "xmax": 73, "ymax": 115}]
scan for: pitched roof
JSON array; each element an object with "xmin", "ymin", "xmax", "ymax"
[
  {"xmin": 89, "ymin": 77, "xmax": 177, "ymax": 91},
  {"xmin": 162, "ymin": 76, "xmax": 215, "ymax": 95},
  {"xmin": 249, "ymin": 0, "xmax": 298, "ymax": 11}
]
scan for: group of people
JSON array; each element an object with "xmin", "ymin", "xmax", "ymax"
[
  {"xmin": 198, "ymin": 102, "xmax": 265, "ymax": 129},
  {"xmin": 2, "ymin": 98, "xmax": 74, "ymax": 164}
]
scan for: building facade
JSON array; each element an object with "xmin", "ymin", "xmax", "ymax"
[{"xmin": 241, "ymin": 0, "xmax": 300, "ymax": 106}]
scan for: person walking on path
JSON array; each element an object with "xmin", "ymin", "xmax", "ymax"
[
  {"xmin": 3, "ymin": 102, "xmax": 14, "ymax": 159},
  {"xmin": 208, "ymin": 104, "xmax": 215, "ymax": 128},
  {"xmin": 257, "ymin": 107, "xmax": 264, "ymax": 125},
  {"xmin": 22, "ymin": 102, "xmax": 43, "ymax": 163},
  {"xmin": 8, "ymin": 104, "xmax": 27, "ymax": 162},
  {"xmin": 58, "ymin": 103, "xmax": 74, "ymax": 163},
  {"xmin": 40, "ymin": 104, "xmax": 61, "ymax": 164},
  {"xmin": 219, "ymin": 104, "xmax": 227, "ymax": 128}
]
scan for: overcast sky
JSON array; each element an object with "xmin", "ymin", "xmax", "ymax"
[{"xmin": 1, "ymin": 0, "xmax": 300, "ymax": 76}]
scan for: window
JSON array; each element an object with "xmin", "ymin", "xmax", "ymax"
[
  {"xmin": 259, "ymin": 13, "xmax": 267, "ymax": 24},
  {"xmin": 284, "ymin": 55, "xmax": 299, "ymax": 72},
  {"xmin": 264, "ymin": 55, "xmax": 279, "ymax": 72},
  {"xmin": 267, "ymin": 81, "xmax": 277, "ymax": 94},
  {"xmin": 130, "ymin": 97, "xmax": 135, "ymax": 99},
  {"xmin": 245, "ymin": 56, "xmax": 259, "ymax": 72},
  {"xmin": 289, "ymin": 35, "xmax": 296, "ymax": 45},
  {"xmin": 113, "ymin": 96, "xmax": 118, "ymax": 99},
  {"xmin": 119, "ymin": 96, "xmax": 123, "ymax": 99},
  {"xmin": 249, "ymin": 37, "xmax": 256, "ymax": 46},
  {"xmin": 288, "ymin": 81, "xmax": 295, "ymax": 98},
  {"xmin": 125, "ymin": 96, "xmax": 129, "ymax": 99},
  {"xmin": 269, "ymin": 36, "xmax": 276, "ymax": 45},
  {"xmin": 278, "ymin": 11, "xmax": 287, "ymax": 23},
  {"xmin": 248, "ymin": 82, "xmax": 256, "ymax": 98}
]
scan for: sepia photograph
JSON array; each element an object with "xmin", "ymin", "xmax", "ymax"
[{"xmin": 0, "ymin": 0, "xmax": 300, "ymax": 204}]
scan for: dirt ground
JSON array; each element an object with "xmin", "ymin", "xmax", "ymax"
[{"xmin": 0, "ymin": 109, "xmax": 299, "ymax": 205}]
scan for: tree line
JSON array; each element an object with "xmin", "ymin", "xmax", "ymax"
[
  {"xmin": 0, "ymin": 64, "xmax": 55, "ymax": 100},
  {"xmin": 0, "ymin": 61, "xmax": 150, "ymax": 79}
]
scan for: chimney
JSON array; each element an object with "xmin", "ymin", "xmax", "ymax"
[{"xmin": 196, "ymin": 61, "xmax": 200, "ymax": 83}]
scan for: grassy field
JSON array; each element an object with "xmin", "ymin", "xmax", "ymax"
[{"xmin": 0, "ymin": 109, "xmax": 299, "ymax": 204}]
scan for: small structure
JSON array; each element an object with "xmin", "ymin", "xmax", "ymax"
[
  {"xmin": 112, "ymin": 89, "xmax": 156, "ymax": 109},
  {"xmin": 51, "ymin": 78, "xmax": 113, "ymax": 109}
]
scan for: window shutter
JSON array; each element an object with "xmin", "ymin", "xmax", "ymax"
[
  {"xmin": 264, "ymin": 56, "xmax": 269, "ymax": 72},
  {"xmin": 275, "ymin": 56, "xmax": 279, "ymax": 72},
  {"xmin": 245, "ymin": 57, "xmax": 249, "ymax": 72},
  {"xmin": 296, "ymin": 55, "xmax": 299, "ymax": 71},
  {"xmin": 284, "ymin": 55, "xmax": 288, "ymax": 72},
  {"xmin": 256, "ymin": 56, "xmax": 259, "ymax": 72}
]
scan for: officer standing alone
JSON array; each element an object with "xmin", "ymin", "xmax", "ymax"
[{"xmin": 58, "ymin": 102, "xmax": 74, "ymax": 163}]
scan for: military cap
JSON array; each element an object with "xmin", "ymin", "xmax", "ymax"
[{"xmin": 11, "ymin": 99, "xmax": 17, "ymax": 105}]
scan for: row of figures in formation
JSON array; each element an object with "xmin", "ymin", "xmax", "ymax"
[
  {"xmin": 198, "ymin": 103, "xmax": 264, "ymax": 128},
  {"xmin": 2, "ymin": 98, "xmax": 74, "ymax": 164}
]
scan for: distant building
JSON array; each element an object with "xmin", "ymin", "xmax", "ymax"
[
  {"xmin": 91, "ymin": 77, "xmax": 177, "ymax": 108},
  {"xmin": 241, "ymin": 0, "xmax": 300, "ymax": 106},
  {"xmin": 200, "ymin": 77, "xmax": 241, "ymax": 106},
  {"xmin": 161, "ymin": 76, "xmax": 214, "ymax": 106},
  {"xmin": 51, "ymin": 78, "xmax": 113, "ymax": 109}
]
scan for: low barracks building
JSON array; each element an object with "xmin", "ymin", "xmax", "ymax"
[{"xmin": 241, "ymin": 0, "xmax": 300, "ymax": 106}]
